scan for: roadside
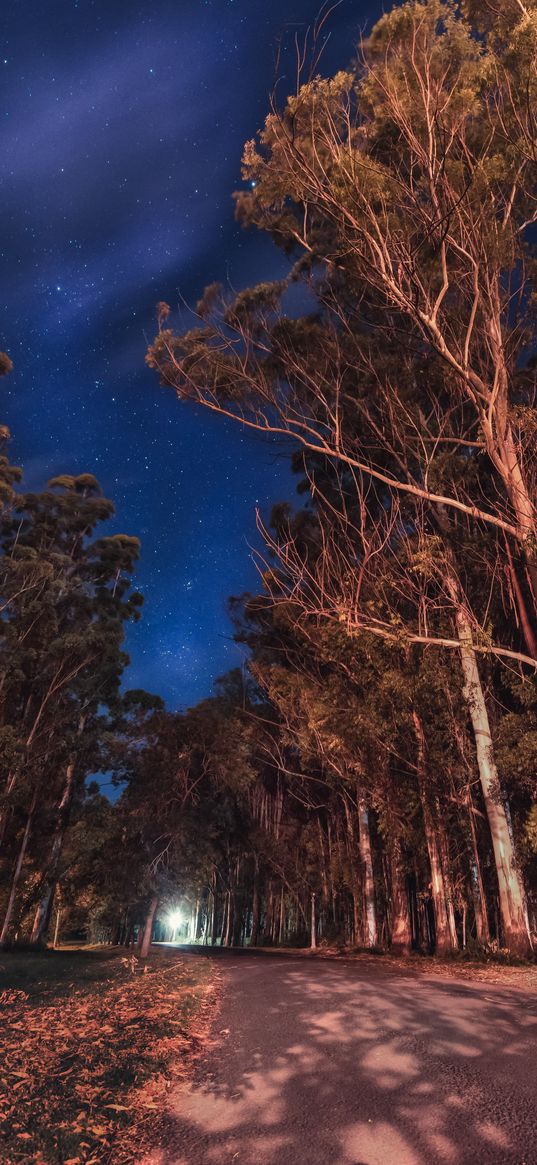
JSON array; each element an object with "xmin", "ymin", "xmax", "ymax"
[
  {"xmin": 162, "ymin": 941, "xmax": 537, "ymax": 991},
  {"xmin": 0, "ymin": 946, "xmax": 216, "ymax": 1165}
]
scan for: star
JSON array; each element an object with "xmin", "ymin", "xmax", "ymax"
[{"xmin": 2, "ymin": 0, "xmax": 355, "ymax": 708}]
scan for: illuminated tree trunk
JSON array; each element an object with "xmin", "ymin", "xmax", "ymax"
[
  {"xmin": 412, "ymin": 712, "xmax": 456, "ymax": 955},
  {"xmin": 456, "ymin": 607, "xmax": 532, "ymax": 956},
  {"xmin": 466, "ymin": 792, "xmax": 490, "ymax": 945},
  {"xmin": 427, "ymin": 819, "xmax": 455, "ymax": 955},
  {"xmin": 192, "ymin": 895, "xmax": 200, "ymax": 942},
  {"xmin": 389, "ymin": 840, "xmax": 411, "ymax": 955},
  {"xmin": 53, "ymin": 901, "xmax": 62, "ymax": 949},
  {"xmin": 496, "ymin": 421, "xmax": 537, "ymax": 631},
  {"xmin": 357, "ymin": 792, "xmax": 377, "ymax": 948},
  {"xmin": 342, "ymin": 792, "xmax": 361, "ymax": 944},
  {"xmin": 436, "ymin": 812, "xmax": 459, "ymax": 950},
  {"xmin": 310, "ymin": 891, "xmax": 317, "ymax": 950},
  {"xmin": 140, "ymin": 895, "xmax": 158, "ymax": 958}
]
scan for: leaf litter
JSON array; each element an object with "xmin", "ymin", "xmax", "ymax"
[{"xmin": 0, "ymin": 950, "xmax": 215, "ymax": 1165}]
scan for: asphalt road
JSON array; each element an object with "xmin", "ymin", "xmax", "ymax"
[{"xmin": 155, "ymin": 952, "xmax": 537, "ymax": 1165}]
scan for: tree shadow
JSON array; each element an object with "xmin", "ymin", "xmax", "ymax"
[{"xmin": 146, "ymin": 954, "xmax": 537, "ymax": 1165}]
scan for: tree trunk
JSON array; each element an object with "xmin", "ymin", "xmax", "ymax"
[
  {"xmin": 425, "ymin": 822, "xmax": 453, "ymax": 955},
  {"xmin": 140, "ymin": 895, "xmax": 159, "ymax": 958},
  {"xmin": 278, "ymin": 886, "xmax": 285, "ymax": 945},
  {"xmin": 498, "ymin": 425, "xmax": 537, "ymax": 632},
  {"xmin": 231, "ymin": 858, "xmax": 242, "ymax": 946},
  {"xmin": 436, "ymin": 810, "xmax": 459, "ymax": 951},
  {"xmin": 504, "ymin": 538, "xmax": 537, "ymax": 658},
  {"xmin": 464, "ymin": 785, "xmax": 490, "ymax": 945},
  {"xmin": 389, "ymin": 840, "xmax": 412, "ymax": 955},
  {"xmin": 53, "ymin": 903, "xmax": 62, "ymax": 949},
  {"xmin": 342, "ymin": 792, "xmax": 361, "ymax": 945},
  {"xmin": 310, "ymin": 891, "xmax": 317, "ymax": 951},
  {"xmin": 0, "ymin": 772, "xmax": 17, "ymax": 851},
  {"xmin": 30, "ymin": 758, "xmax": 77, "ymax": 946},
  {"xmin": 211, "ymin": 872, "xmax": 219, "ymax": 946},
  {"xmin": 31, "ymin": 885, "xmax": 55, "ymax": 947},
  {"xmin": 223, "ymin": 889, "xmax": 233, "ymax": 947},
  {"xmin": 456, "ymin": 607, "xmax": 532, "ymax": 956},
  {"xmin": 192, "ymin": 895, "xmax": 200, "ymax": 943},
  {"xmin": 0, "ymin": 788, "xmax": 38, "ymax": 947},
  {"xmin": 250, "ymin": 855, "xmax": 260, "ymax": 947},
  {"xmin": 357, "ymin": 792, "xmax": 378, "ymax": 948},
  {"xmin": 120, "ymin": 909, "xmax": 130, "ymax": 946},
  {"xmin": 412, "ymin": 711, "xmax": 456, "ymax": 955}
]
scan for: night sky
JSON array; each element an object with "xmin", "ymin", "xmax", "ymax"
[{"xmin": 2, "ymin": 0, "xmax": 376, "ymax": 709}]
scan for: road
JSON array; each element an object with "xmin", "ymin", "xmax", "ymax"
[{"xmin": 153, "ymin": 952, "xmax": 537, "ymax": 1165}]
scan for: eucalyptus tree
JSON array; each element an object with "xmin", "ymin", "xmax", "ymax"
[
  {"xmin": 0, "ymin": 474, "xmax": 142, "ymax": 946},
  {"xmin": 147, "ymin": 0, "xmax": 537, "ymax": 954}
]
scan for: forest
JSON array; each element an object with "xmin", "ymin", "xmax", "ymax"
[{"xmin": 1, "ymin": 0, "xmax": 537, "ymax": 967}]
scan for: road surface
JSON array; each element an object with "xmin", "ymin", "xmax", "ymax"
[{"xmin": 155, "ymin": 952, "xmax": 537, "ymax": 1165}]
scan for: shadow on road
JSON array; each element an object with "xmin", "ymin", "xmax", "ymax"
[{"xmin": 146, "ymin": 951, "xmax": 537, "ymax": 1165}]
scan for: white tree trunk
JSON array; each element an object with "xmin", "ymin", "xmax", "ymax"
[
  {"xmin": 456, "ymin": 607, "xmax": 532, "ymax": 956},
  {"xmin": 53, "ymin": 903, "xmax": 62, "ymax": 949},
  {"xmin": 310, "ymin": 892, "xmax": 317, "ymax": 950}
]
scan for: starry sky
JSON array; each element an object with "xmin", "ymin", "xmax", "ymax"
[{"xmin": 2, "ymin": 0, "xmax": 376, "ymax": 709}]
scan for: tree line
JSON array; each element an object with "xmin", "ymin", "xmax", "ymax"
[{"xmin": 1, "ymin": 0, "xmax": 536, "ymax": 960}]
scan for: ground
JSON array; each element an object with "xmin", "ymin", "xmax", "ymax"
[
  {"xmin": 0, "ymin": 946, "xmax": 214, "ymax": 1165},
  {"xmin": 3, "ymin": 946, "xmax": 537, "ymax": 1165},
  {"xmin": 145, "ymin": 949, "xmax": 537, "ymax": 1165}
]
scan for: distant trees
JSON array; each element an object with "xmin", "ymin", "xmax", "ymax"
[{"xmin": 147, "ymin": 0, "xmax": 537, "ymax": 955}]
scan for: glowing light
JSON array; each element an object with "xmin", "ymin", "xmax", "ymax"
[{"xmin": 168, "ymin": 909, "xmax": 183, "ymax": 929}]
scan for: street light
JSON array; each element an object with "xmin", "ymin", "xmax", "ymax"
[{"xmin": 167, "ymin": 909, "xmax": 183, "ymax": 942}]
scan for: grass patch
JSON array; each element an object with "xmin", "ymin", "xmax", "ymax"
[{"xmin": 0, "ymin": 946, "xmax": 215, "ymax": 1164}]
